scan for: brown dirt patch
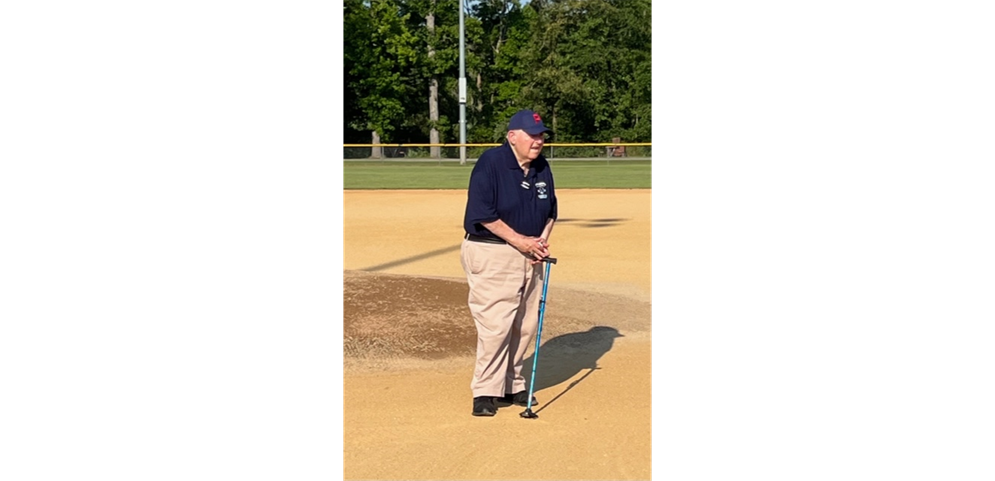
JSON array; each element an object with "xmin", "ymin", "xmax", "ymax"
[{"xmin": 343, "ymin": 270, "xmax": 650, "ymax": 363}]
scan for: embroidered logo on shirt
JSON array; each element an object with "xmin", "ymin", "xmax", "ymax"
[
  {"xmin": 521, "ymin": 180, "xmax": 530, "ymax": 189},
  {"xmin": 535, "ymin": 181, "xmax": 548, "ymax": 199}
]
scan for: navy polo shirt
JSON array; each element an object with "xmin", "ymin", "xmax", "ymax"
[{"xmin": 463, "ymin": 142, "xmax": 558, "ymax": 239}]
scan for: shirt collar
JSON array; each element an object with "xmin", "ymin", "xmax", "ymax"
[{"xmin": 501, "ymin": 143, "xmax": 521, "ymax": 170}]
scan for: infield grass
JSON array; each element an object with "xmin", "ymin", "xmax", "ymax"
[{"xmin": 343, "ymin": 160, "xmax": 651, "ymax": 189}]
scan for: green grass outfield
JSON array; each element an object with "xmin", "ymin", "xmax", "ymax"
[{"xmin": 343, "ymin": 160, "xmax": 651, "ymax": 189}]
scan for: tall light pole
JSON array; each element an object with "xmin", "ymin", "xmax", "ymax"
[{"xmin": 458, "ymin": 0, "xmax": 467, "ymax": 165}]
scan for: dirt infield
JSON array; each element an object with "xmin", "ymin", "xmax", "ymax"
[{"xmin": 343, "ymin": 189, "xmax": 651, "ymax": 480}]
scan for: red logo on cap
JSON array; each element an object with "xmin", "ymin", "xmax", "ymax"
[{"xmin": 533, "ymin": 113, "xmax": 542, "ymax": 123}]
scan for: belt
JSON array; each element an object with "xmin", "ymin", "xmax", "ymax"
[{"xmin": 464, "ymin": 233, "xmax": 507, "ymax": 244}]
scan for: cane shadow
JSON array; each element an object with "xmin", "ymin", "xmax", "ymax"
[{"xmin": 521, "ymin": 326, "xmax": 624, "ymax": 412}]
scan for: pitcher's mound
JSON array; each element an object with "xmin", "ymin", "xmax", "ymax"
[{"xmin": 344, "ymin": 270, "xmax": 650, "ymax": 364}]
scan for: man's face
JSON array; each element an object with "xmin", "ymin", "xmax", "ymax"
[{"xmin": 508, "ymin": 129, "xmax": 546, "ymax": 162}]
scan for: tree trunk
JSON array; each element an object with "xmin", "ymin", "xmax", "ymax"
[
  {"xmin": 427, "ymin": 10, "xmax": 440, "ymax": 158},
  {"xmin": 476, "ymin": 73, "xmax": 483, "ymax": 112},
  {"xmin": 429, "ymin": 77, "xmax": 439, "ymax": 158},
  {"xmin": 371, "ymin": 130, "xmax": 382, "ymax": 159}
]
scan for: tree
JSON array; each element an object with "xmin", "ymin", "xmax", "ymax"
[
  {"xmin": 344, "ymin": 0, "xmax": 421, "ymax": 157},
  {"xmin": 470, "ymin": 0, "xmax": 534, "ymax": 141},
  {"xmin": 521, "ymin": 0, "xmax": 651, "ymax": 142},
  {"xmin": 343, "ymin": 0, "xmax": 652, "ymax": 148},
  {"xmin": 401, "ymin": 0, "xmax": 481, "ymax": 148},
  {"xmin": 343, "ymin": 0, "xmax": 366, "ymax": 144}
]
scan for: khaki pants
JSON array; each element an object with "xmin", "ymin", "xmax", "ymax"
[{"xmin": 460, "ymin": 238, "xmax": 543, "ymax": 398}]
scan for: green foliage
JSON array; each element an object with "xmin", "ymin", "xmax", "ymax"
[
  {"xmin": 345, "ymin": 0, "xmax": 420, "ymax": 142},
  {"xmin": 521, "ymin": 0, "xmax": 651, "ymax": 143},
  {"xmin": 343, "ymin": 0, "xmax": 651, "ymax": 144}
]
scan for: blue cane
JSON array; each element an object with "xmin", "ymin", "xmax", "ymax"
[{"xmin": 521, "ymin": 256, "xmax": 556, "ymax": 419}]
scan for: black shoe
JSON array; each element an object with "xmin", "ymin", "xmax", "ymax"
[
  {"xmin": 500, "ymin": 390, "xmax": 538, "ymax": 407},
  {"xmin": 472, "ymin": 396, "xmax": 496, "ymax": 416}
]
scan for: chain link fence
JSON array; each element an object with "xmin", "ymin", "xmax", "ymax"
[{"xmin": 343, "ymin": 144, "xmax": 651, "ymax": 161}]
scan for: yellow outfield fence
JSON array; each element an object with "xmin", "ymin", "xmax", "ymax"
[{"xmin": 342, "ymin": 142, "xmax": 652, "ymax": 161}]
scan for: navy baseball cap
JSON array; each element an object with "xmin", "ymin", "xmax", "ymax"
[{"xmin": 507, "ymin": 109, "xmax": 553, "ymax": 135}]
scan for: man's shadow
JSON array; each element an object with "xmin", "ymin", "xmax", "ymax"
[{"xmin": 519, "ymin": 326, "xmax": 624, "ymax": 412}]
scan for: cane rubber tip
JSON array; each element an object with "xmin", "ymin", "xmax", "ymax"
[{"xmin": 520, "ymin": 410, "xmax": 539, "ymax": 419}]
